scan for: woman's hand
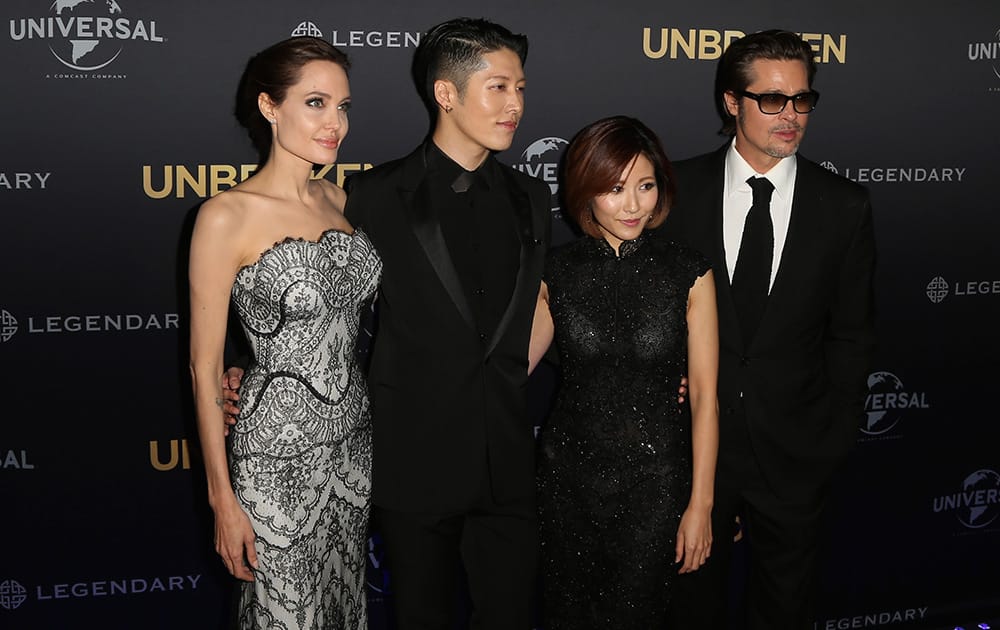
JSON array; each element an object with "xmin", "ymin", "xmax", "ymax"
[
  {"xmin": 213, "ymin": 499, "xmax": 259, "ymax": 581},
  {"xmin": 675, "ymin": 503, "xmax": 712, "ymax": 574}
]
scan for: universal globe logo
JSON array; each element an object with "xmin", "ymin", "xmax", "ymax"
[
  {"xmin": 862, "ymin": 371, "xmax": 928, "ymax": 436},
  {"xmin": 9, "ymin": 0, "xmax": 164, "ymax": 72},
  {"xmin": 512, "ymin": 137, "xmax": 568, "ymax": 213},
  {"xmin": 0, "ymin": 579, "xmax": 28, "ymax": 611},
  {"xmin": 933, "ymin": 469, "xmax": 1000, "ymax": 529},
  {"xmin": 926, "ymin": 276, "xmax": 949, "ymax": 303}
]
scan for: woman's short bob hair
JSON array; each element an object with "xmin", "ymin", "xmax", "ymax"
[{"xmin": 562, "ymin": 116, "xmax": 675, "ymax": 238}]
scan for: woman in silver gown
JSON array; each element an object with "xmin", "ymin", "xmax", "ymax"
[{"xmin": 188, "ymin": 37, "xmax": 380, "ymax": 629}]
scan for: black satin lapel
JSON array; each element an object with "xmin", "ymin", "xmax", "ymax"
[
  {"xmin": 702, "ymin": 162, "xmax": 747, "ymax": 350},
  {"xmin": 403, "ymin": 180, "xmax": 476, "ymax": 330},
  {"xmin": 765, "ymin": 159, "xmax": 817, "ymax": 321},
  {"xmin": 485, "ymin": 169, "xmax": 540, "ymax": 357}
]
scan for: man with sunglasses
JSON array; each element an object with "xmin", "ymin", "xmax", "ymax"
[{"xmin": 659, "ymin": 29, "xmax": 876, "ymax": 629}]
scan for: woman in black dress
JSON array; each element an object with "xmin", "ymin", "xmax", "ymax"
[{"xmin": 530, "ymin": 116, "xmax": 719, "ymax": 628}]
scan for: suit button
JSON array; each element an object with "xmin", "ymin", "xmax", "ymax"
[
  {"xmin": 740, "ymin": 356, "xmax": 750, "ymax": 366},
  {"xmin": 479, "ymin": 333, "xmax": 487, "ymax": 341},
  {"xmin": 475, "ymin": 288, "xmax": 485, "ymax": 296}
]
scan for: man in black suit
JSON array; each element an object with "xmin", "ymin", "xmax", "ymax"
[
  {"xmin": 660, "ymin": 30, "xmax": 876, "ymax": 629},
  {"xmin": 343, "ymin": 18, "xmax": 549, "ymax": 630}
]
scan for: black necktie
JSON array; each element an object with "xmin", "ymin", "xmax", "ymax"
[
  {"xmin": 731, "ymin": 176, "xmax": 775, "ymax": 343},
  {"xmin": 451, "ymin": 170, "xmax": 476, "ymax": 193}
]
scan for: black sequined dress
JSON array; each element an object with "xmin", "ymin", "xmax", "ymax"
[{"xmin": 537, "ymin": 234, "xmax": 711, "ymax": 628}]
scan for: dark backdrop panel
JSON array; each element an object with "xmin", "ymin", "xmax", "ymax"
[{"xmin": 2, "ymin": 1, "xmax": 998, "ymax": 628}]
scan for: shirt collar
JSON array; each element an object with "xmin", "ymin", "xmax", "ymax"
[
  {"xmin": 724, "ymin": 139, "xmax": 797, "ymax": 202},
  {"xmin": 425, "ymin": 141, "xmax": 495, "ymax": 192}
]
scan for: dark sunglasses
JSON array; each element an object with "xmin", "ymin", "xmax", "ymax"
[{"xmin": 735, "ymin": 90, "xmax": 820, "ymax": 114}]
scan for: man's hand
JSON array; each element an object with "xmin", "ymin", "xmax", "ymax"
[{"xmin": 221, "ymin": 367, "xmax": 244, "ymax": 436}]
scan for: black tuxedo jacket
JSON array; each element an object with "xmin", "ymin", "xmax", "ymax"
[
  {"xmin": 659, "ymin": 144, "xmax": 876, "ymax": 498},
  {"xmin": 345, "ymin": 144, "xmax": 551, "ymax": 513}
]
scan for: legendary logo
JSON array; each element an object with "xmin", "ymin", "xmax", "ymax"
[
  {"xmin": 817, "ymin": 607, "xmax": 929, "ymax": 629},
  {"xmin": 290, "ymin": 21, "xmax": 323, "ymax": 38},
  {"xmin": 0, "ymin": 308, "xmax": 178, "ymax": 340},
  {"xmin": 819, "ymin": 161, "xmax": 966, "ymax": 184},
  {"xmin": 9, "ymin": 0, "xmax": 165, "ymax": 76},
  {"xmin": 967, "ymin": 27, "xmax": 1000, "ymax": 91},
  {"xmin": 926, "ymin": 276, "xmax": 1000, "ymax": 303},
  {"xmin": 33, "ymin": 574, "xmax": 202, "ymax": 601},
  {"xmin": 926, "ymin": 276, "xmax": 949, "ymax": 303},
  {"xmin": 933, "ymin": 469, "xmax": 1000, "ymax": 530},
  {"xmin": 0, "ymin": 579, "xmax": 28, "ymax": 611},
  {"xmin": 510, "ymin": 137, "xmax": 569, "ymax": 214},
  {"xmin": 862, "ymin": 371, "xmax": 928, "ymax": 437},
  {"xmin": 0, "ymin": 172, "xmax": 51, "ymax": 190},
  {"xmin": 642, "ymin": 28, "xmax": 846, "ymax": 63},
  {"xmin": 0, "ymin": 310, "xmax": 18, "ymax": 343}
]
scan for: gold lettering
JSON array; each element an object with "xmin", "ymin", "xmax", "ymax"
[
  {"xmin": 698, "ymin": 29, "xmax": 723, "ymax": 59},
  {"xmin": 176, "ymin": 165, "xmax": 206, "ymax": 199},
  {"xmin": 209, "ymin": 164, "xmax": 238, "ymax": 197},
  {"xmin": 801, "ymin": 32, "xmax": 822, "ymax": 61},
  {"xmin": 241, "ymin": 164, "xmax": 258, "ymax": 181},
  {"xmin": 642, "ymin": 27, "xmax": 668, "ymax": 59},
  {"xmin": 149, "ymin": 439, "xmax": 193, "ymax": 471},
  {"xmin": 142, "ymin": 165, "xmax": 172, "ymax": 199},
  {"xmin": 149, "ymin": 440, "xmax": 179, "ymax": 471},
  {"xmin": 671, "ymin": 28, "xmax": 696, "ymax": 59},
  {"xmin": 723, "ymin": 30, "xmax": 744, "ymax": 52},
  {"xmin": 823, "ymin": 33, "xmax": 846, "ymax": 64}
]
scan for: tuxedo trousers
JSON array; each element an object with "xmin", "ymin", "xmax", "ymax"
[
  {"xmin": 375, "ymin": 487, "xmax": 537, "ymax": 630},
  {"xmin": 670, "ymin": 406, "xmax": 827, "ymax": 630}
]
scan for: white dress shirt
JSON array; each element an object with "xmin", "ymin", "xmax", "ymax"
[{"xmin": 722, "ymin": 140, "xmax": 797, "ymax": 293}]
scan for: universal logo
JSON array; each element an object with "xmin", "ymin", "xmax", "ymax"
[
  {"xmin": 967, "ymin": 27, "xmax": 1000, "ymax": 92},
  {"xmin": 820, "ymin": 161, "xmax": 966, "ymax": 184},
  {"xmin": 142, "ymin": 162, "xmax": 372, "ymax": 199},
  {"xmin": 291, "ymin": 20, "xmax": 422, "ymax": 49},
  {"xmin": 0, "ymin": 172, "xmax": 51, "ymax": 190},
  {"xmin": 509, "ymin": 137, "xmax": 568, "ymax": 215},
  {"xmin": 642, "ymin": 29, "xmax": 846, "ymax": 63},
  {"xmin": 925, "ymin": 276, "xmax": 1000, "ymax": 303},
  {"xmin": 861, "ymin": 371, "xmax": 928, "ymax": 440},
  {"xmin": 0, "ymin": 309, "xmax": 178, "ymax": 342},
  {"xmin": 8, "ymin": 0, "xmax": 165, "ymax": 79},
  {"xmin": 932, "ymin": 469, "xmax": 1000, "ymax": 530}
]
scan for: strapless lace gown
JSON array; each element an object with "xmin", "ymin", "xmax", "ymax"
[
  {"xmin": 229, "ymin": 228, "xmax": 381, "ymax": 630},
  {"xmin": 537, "ymin": 235, "xmax": 710, "ymax": 628}
]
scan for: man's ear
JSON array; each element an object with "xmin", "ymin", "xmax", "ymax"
[
  {"xmin": 434, "ymin": 79, "xmax": 458, "ymax": 113},
  {"xmin": 723, "ymin": 91, "xmax": 739, "ymax": 118}
]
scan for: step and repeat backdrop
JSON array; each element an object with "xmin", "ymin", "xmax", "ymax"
[{"xmin": 2, "ymin": 0, "xmax": 998, "ymax": 628}]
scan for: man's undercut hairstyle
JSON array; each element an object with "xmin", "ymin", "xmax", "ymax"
[
  {"xmin": 411, "ymin": 17, "xmax": 528, "ymax": 118},
  {"xmin": 714, "ymin": 29, "xmax": 816, "ymax": 135}
]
